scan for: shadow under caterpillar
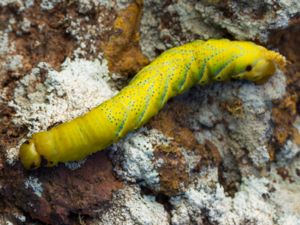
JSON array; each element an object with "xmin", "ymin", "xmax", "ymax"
[{"xmin": 19, "ymin": 39, "xmax": 286, "ymax": 169}]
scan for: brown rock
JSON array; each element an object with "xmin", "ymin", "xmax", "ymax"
[
  {"xmin": 1, "ymin": 150, "xmax": 123, "ymax": 225},
  {"xmin": 276, "ymin": 167, "xmax": 290, "ymax": 181}
]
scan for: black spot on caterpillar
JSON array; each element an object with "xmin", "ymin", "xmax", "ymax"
[
  {"xmin": 245, "ymin": 65, "xmax": 252, "ymax": 71},
  {"xmin": 19, "ymin": 39, "xmax": 286, "ymax": 169}
]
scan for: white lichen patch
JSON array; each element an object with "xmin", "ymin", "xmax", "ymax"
[
  {"xmin": 5, "ymin": 144, "xmax": 24, "ymax": 166},
  {"xmin": 188, "ymin": 70, "xmax": 286, "ymax": 169},
  {"xmin": 40, "ymin": 0, "xmax": 62, "ymax": 10},
  {"xmin": 65, "ymin": 14, "xmax": 110, "ymax": 58},
  {"xmin": 167, "ymin": 0, "xmax": 223, "ymax": 41},
  {"xmin": 110, "ymin": 128, "xmax": 170, "ymax": 190},
  {"xmin": 270, "ymin": 180, "xmax": 300, "ymax": 221},
  {"xmin": 0, "ymin": 31, "xmax": 20, "ymax": 101},
  {"xmin": 267, "ymin": 155, "xmax": 300, "ymax": 219},
  {"xmin": 7, "ymin": 58, "xmax": 116, "ymax": 164},
  {"xmin": 171, "ymin": 175, "xmax": 291, "ymax": 225},
  {"xmin": 0, "ymin": 31, "xmax": 24, "ymax": 165},
  {"xmin": 140, "ymin": 0, "xmax": 196, "ymax": 60},
  {"xmin": 277, "ymin": 214, "xmax": 300, "ymax": 225},
  {"xmin": 13, "ymin": 213, "xmax": 26, "ymax": 223},
  {"xmin": 140, "ymin": 0, "xmax": 300, "ymax": 58},
  {"xmin": 24, "ymin": 176, "xmax": 43, "ymax": 197},
  {"xmin": 170, "ymin": 149, "xmax": 300, "ymax": 225},
  {"xmin": 193, "ymin": 0, "xmax": 300, "ymax": 42},
  {"xmin": 0, "ymin": 31, "xmax": 14, "ymax": 55},
  {"xmin": 278, "ymin": 139, "xmax": 300, "ymax": 165},
  {"xmin": 5, "ymin": 55, "xmax": 23, "ymax": 71},
  {"xmin": 64, "ymin": 159, "xmax": 87, "ymax": 170},
  {"xmin": 76, "ymin": 0, "xmax": 132, "ymax": 12},
  {"xmin": 92, "ymin": 185, "xmax": 169, "ymax": 225},
  {"xmin": 10, "ymin": 58, "xmax": 115, "ymax": 133}
]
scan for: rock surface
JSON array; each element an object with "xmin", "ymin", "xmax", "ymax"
[{"xmin": 0, "ymin": 0, "xmax": 300, "ymax": 225}]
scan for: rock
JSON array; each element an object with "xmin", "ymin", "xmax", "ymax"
[
  {"xmin": 1, "ymin": 150, "xmax": 123, "ymax": 224},
  {"xmin": 1, "ymin": 0, "xmax": 300, "ymax": 224}
]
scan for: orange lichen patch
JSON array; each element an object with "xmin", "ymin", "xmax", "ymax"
[
  {"xmin": 101, "ymin": 1, "xmax": 149, "ymax": 76},
  {"xmin": 272, "ymin": 95, "xmax": 298, "ymax": 146},
  {"xmin": 220, "ymin": 99, "xmax": 244, "ymax": 116},
  {"xmin": 154, "ymin": 144, "xmax": 189, "ymax": 196}
]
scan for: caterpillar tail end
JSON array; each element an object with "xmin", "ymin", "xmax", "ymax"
[{"xmin": 19, "ymin": 140, "xmax": 41, "ymax": 169}]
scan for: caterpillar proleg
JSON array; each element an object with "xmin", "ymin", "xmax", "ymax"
[{"xmin": 19, "ymin": 39, "xmax": 286, "ymax": 169}]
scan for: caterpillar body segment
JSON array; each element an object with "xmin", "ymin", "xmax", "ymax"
[{"xmin": 19, "ymin": 39, "xmax": 286, "ymax": 169}]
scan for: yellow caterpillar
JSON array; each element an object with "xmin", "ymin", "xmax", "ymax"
[{"xmin": 19, "ymin": 39, "xmax": 286, "ymax": 169}]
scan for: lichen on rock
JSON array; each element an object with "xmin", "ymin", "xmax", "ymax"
[
  {"xmin": 110, "ymin": 128, "xmax": 170, "ymax": 191},
  {"xmin": 140, "ymin": 0, "xmax": 300, "ymax": 59},
  {"xmin": 1, "ymin": 0, "xmax": 300, "ymax": 224},
  {"xmin": 189, "ymin": 70, "xmax": 286, "ymax": 170},
  {"xmin": 171, "ymin": 173, "xmax": 300, "ymax": 225},
  {"xmin": 91, "ymin": 185, "xmax": 169, "ymax": 225}
]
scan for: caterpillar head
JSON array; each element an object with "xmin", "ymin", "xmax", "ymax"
[
  {"xmin": 231, "ymin": 42, "xmax": 286, "ymax": 84},
  {"xmin": 19, "ymin": 140, "xmax": 41, "ymax": 169}
]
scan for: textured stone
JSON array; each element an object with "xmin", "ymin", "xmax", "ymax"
[
  {"xmin": 1, "ymin": 0, "xmax": 300, "ymax": 224},
  {"xmin": 0, "ymin": 150, "xmax": 123, "ymax": 224}
]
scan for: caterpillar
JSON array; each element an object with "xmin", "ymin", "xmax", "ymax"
[{"xmin": 19, "ymin": 39, "xmax": 286, "ymax": 169}]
